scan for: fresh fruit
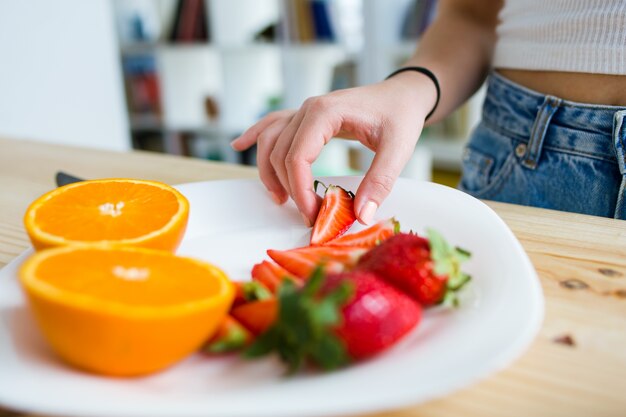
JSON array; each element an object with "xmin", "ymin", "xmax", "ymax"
[
  {"xmin": 233, "ymin": 280, "xmax": 273, "ymax": 308},
  {"xmin": 356, "ymin": 230, "xmax": 471, "ymax": 306},
  {"xmin": 19, "ymin": 246, "xmax": 234, "ymax": 376},
  {"xmin": 251, "ymin": 260, "xmax": 302, "ymax": 293},
  {"xmin": 231, "ymin": 299, "xmax": 278, "ymax": 335},
  {"xmin": 203, "ymin": 315, "xmax": 253, "ymax": 354},
  {"xmin": 325, "ymin": 217, "xmax": 400, "ymax": 248},
  {"xmin": 23, "ymin": 178, "xmax": 189, "ymax": 251},
  {"xmin": 267, "ymin": 245, "xmax": 368, "ymax": 279},
  {"xmin": 246, "ymin": 268, "xmax": 421, "ymax": 371},
  {"xmin": 310, "ymin": 182, "xmax": 357, "ymax": 245}
]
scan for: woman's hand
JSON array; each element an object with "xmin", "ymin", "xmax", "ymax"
[{"xmin": 231, "ymin": 72, "xmax": 437, "ymax": 226}]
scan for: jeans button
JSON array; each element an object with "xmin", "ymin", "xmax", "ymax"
[{"xmin": 515, "ymin": 143, "xmax": 527, "ymax": 158}]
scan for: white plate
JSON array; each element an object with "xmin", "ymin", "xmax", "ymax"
[{"xmin": 0, "ymin": 177, "xmax": 543, "ymax": 417}]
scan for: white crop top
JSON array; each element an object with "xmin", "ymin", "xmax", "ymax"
[{"xmin": 493, "ymin": 0, "xmax": 626, "ymax": 75}]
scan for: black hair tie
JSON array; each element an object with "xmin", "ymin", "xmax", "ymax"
[{"xmin": 386, "ymin": 66, "xmax": 440, "ymax": 121}]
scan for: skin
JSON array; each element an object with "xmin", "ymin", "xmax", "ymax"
[{"xmin": 231, "ymin": 0, "xmax": 625, "ymax": 226}]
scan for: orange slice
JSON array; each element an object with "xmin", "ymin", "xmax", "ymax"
[
  {"xmin": 24, "ymin": 179, "xmax": 189, "ymax": 251},
  {"xmin": 19, "ymin": 246, "xmax": 235, "ymax": 376}
]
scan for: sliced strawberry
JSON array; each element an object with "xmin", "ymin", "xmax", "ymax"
[
  {"xmin": 232, "ymin": 280, "xmax": 272, "ymax": 308},
  {"xmin": 202, "ymin": 315, "xmax": 253, "ymax": 354},
  {"xmin": 267, "ymin": 245, "xmax": 367, "ymax": 279},
  {"xmin": 325, "ymin": 217, "xmax": 400, "ymax": 248},
  {"xmin": 231, "ymin": 298, "xmax": 278, "ymax": 335},
  {"xmin": 310, "ymin": 182, "xmax": 357, "ymax": 245},
  {"xmin": 251, "ymin": 260, "xmax": 302, "ymax": 294}
]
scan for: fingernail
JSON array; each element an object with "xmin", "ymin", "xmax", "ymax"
[
  {"xmin": 268, "ymin": 191, "xmax": 282, "ymax": 205},
  {"xmin": 301, "ymin": 213, "xmax": 312, "ymax": 227},
  {"xmin": 358, "ymin": 201, "xmax": 377, "ymax": 225}
]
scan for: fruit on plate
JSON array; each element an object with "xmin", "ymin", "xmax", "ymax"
[
  {"xmin": 19, "ymin": 246, "xmax": 234, "ymax": 376},
  {"xmin": 267, "ymin": 245, "xmax": 368, "ymax": 279},
  {"xmin": 23, "ymin": 178, "xmax": 189, "ymax": 252},
  {"xmin": 233, "ymin": 280, "xmax": 273, "ymax": 307},
  {"xmin": 310, "ymin": 182, "xmax": 357, "ymax": 245},
  {"xmin": 246, "ymin": 268, "xmax": 422, "ymax": 371},
  {"xmin": 251, "ymin": 260, "xmax": 302, "ymax": 294},
  {"xmin": 232, "ymin": 299, "xmax": 278, "ymax": 335},
  {"xmin": 203, "ymin": 315, "xmax": 254, "ymax": 354},
  {"xmin": 324, "ymin": 217, "xmax": 400, "ymax": 248},
  {"xmin": 356, "ymin": 230, "xmax": 471, "ymax": 306}
]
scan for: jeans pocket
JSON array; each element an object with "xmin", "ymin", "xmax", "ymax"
[
  {"xmin": 459, "ymin": 147, "xmax": 517, "ymax": 200},
  {"xmin": 459, "ymin": 146, "xmax": 494, "ymax": 192}
]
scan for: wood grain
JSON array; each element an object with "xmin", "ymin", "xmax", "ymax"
[{"xmin": 1, "ymin": 137, "xmax": 625, "ymax": 417}]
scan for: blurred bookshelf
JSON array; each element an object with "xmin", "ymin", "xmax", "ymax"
[{"xmin": 113, "ymin": 0, "xmax": 482, "ymax": 179}]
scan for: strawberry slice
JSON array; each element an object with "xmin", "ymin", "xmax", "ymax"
[
  {"xmin": 324, "ymin": 217, "xmax": 400, "ymax": 248},
  {"xmin": 251, "ymin": 260, "xmax": 303, "ymax": 294},
  {"xmin": 310, "ymin": 182, "xmax": 357, "ymax": 245},
  {"xmin": 202, "ymin": 315, "xmax": 253, "ymax": 354},
  {"xmin": 232, "ymin": 299, "xmax": 278, "ymax": 335},
  {"xmin": 232, "ymin": 280, "xmax": 272, "ymax": 308},
  {"xmin": 267, "ymin": 245, "xmax": 367, "ymax": 279}
]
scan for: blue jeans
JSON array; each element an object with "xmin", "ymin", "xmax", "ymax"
[{"xmin": 459, "ymin": 72, "xmax": 626, "ymax": 220}]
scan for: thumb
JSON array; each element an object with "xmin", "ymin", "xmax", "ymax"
[{"xmin": 354, "ymin": 137, "xmax": 415, "ymax": 225}]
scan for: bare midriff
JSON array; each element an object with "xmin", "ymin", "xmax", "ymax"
[{"xmin": 496, "ymin": 69, "xmax": 626, "ymax": 106}]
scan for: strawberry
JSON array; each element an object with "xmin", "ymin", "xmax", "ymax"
[
  {"xmin": 232, "ymin": 280, "xmax": 273, "ymax": 308},
  {"xmin": 245, "ymin": 268, "xmax": 421, "ymax": 372},
  {"xmin": 356, "ymin": 230, "xmax": 471, "ymax": 306},
  {"xmin": 267, "ymin": 245, "xmax": 367, "ymax": 279},
  {"xmin": 324, "ymin": 217, "xmax": 400, "ymax": 248},
  {"xmin": 232, "ymin": 299, "xmax": 278, "ymax": 335},
  {"xmin": 251, "ymin": 260, "xmax": 302, "ymax": 294},
  {"xmin": 203, "ymin": 315, "xmax": 253, "ymax": 354},
  {"xmin": 310, "ymin": 182, "xmax": 357, "ymax": 245}
]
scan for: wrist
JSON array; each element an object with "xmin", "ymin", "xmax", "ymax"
[{"xmin": 384, "ymin": 67, "xmax": 439, "ymax": 121}]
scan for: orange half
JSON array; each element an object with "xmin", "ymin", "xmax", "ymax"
[
  {"xmin": 24, "ymin": 178, "xmax": 189, "ymax": 251},
  {"xmin": 19, "ymin": 246, "xmax": 235, "ymax": 376}
]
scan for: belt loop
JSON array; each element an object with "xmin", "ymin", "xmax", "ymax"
[
  {"xmin": 613, "ymin": 110, "xmax": 626, "ymax": 220},
  {"xmin": 522, "ymin": 95, "xmax": 562, "ymax": 170}
]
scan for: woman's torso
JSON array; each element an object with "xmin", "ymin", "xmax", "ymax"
[
  {"xmin": 493, "ymin": 0, "xmax": 626, "ymax": 106},
  {"xmin": 496, "ymin": 69, "xmax": 626, "ymax": 106}
]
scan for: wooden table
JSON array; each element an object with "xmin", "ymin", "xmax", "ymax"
[{"xmin": 1, "ymin": 137, "xmax": 625, "ymax": 417}]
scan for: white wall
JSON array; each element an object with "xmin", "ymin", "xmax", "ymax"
[{"xmin": 0, "ymin": 0, "xmax": 130, "ymax": 151}]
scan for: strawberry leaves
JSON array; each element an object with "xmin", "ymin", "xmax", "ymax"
[
  {"xmin": 245, "ymin": 267, "xmax": 353, "ymax": 373},
  {"xmin": 427, "ymin": 229, "xmax": 472, "ymax": 307}
]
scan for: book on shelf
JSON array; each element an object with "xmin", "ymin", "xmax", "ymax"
[
  {"xmin": 310, "ymin": 0, "xmax": 335, "ymax": 42},
  {"xmin": 122, "ymin": 55, "xmax": 161, "ymax": 118},
  {"xmin": 282, "ymin": 0, "xmax": 336, "ymax": 43},
  {"xmin": 169, "ymin": 0, "xmax": 209, "ymax": 43}
]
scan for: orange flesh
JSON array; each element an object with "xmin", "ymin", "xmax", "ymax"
[
  {"xmin": 34, "ymin": 182, "xmax": 180, "ymax": 241},
  {"xmin": 34, "ymin": 249, "xmax": 223, "ymax": 306}
]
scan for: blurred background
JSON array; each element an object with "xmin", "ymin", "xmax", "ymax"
[{"xmin": 0, "ymin": 0, "xmax": 485, "ymax": 186}]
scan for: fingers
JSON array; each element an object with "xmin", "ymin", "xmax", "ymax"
[
  {"xmin": 255, "ymin": 117, "xmax": 294, "ymax": 204},
  {"xmin": 270, "ymin": 109, "xmax": 307, "ymax": 202},
  {"xmin": 285, "ymin": 109, "xmax": 337, "ymax": 225},
  {"xmin": 231, "ymin": 110, "xmax": 293, "ymax": 151},
  {"xmin": 354, "ymin": 133, "xmax": 416, "ymax": 225}
]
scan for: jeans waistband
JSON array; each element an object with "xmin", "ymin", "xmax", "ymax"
[{"xmin": 482, "ymin": 72, "xmax": 626, "ymax": 160}]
